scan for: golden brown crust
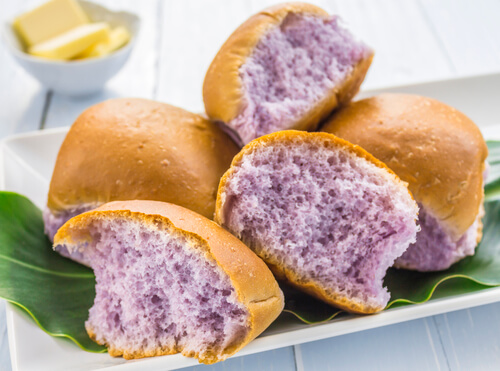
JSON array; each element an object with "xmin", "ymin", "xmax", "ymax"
[
  {"xmin": 86, "ymin": 328, "xmax": 181, "ymax": 359},
  {"xmin": 322, "ymin": 94, "xmax": 488, "ymax": 239},
  {"xmin": 266, "ymin": 262, "xmax": 380, "ymax": 314},
  {"xmin": 475, "ymin": 202, "xmax": 485, "ymax": 244},
  {"xmin": 203, "ymin": 2, "xmax": 373, "ymax": 133},
  {"xmin": 215, "ymin": 130, "xmax": 414, "ymax": 314},
  {"xmin": 47, "ymin": 98, "xmax": 239, "ymax": 219},
  {"xmin": 55, "ymin": 200, "xmax": 284, "ymax": 363}
]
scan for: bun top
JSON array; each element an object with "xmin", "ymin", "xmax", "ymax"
[
  {"xmin": 47, "ymin": 98, "xmax": 239, "ymax": 219},
  {"xmin": 322, "ymin": 93, "xmax": 488, "ymax": 239},
  {"xmin": 55, "ymin": 200, "xmax": 284, "ymax": 355},
  {"xmin": 203, "ymin": 2, "xmax": 329, "ymax": 123}
]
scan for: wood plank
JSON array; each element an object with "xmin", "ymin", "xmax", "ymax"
[
  {"xmin": 43, "ymin": 0, "xmax": 160, "ymax": 129},
  {"xmin": 0, "ymin": 301, "xmax": 11, "ymax": 371},
  {"xmin": 297, "ymin": 317, "xmax": 448, "ymax": 371},
  {"xmin": 433, "ymin": 302, "xmax": 500, "ymax": 370},
  {"xmin": 334, "ymin": 0, "xmax": 456, "ymax": 89},
  {"xmin": 183, "ymin": 347, "xmax": 296, "ymax": 371},
  {"xmin": 419, "ymin": 0, "xmax": 500, "ymax": 76},
  {"xmin": 0, "ymin": 0, "xmax": 47, "ymax": 137}
]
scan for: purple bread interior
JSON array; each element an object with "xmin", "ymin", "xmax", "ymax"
[
  {"xmin": 394, "ymin": 204, "xmax": 482, "ymax": 271},
  {"xmin": 59, "ymin": 215, "xmax": 249, "ymax": 361},
  {"xmin": 230, "ymin": 14, "xmax": 372, "ymax": 144},
  {"xmin": 395, "ymin": 165, "xmax": 487, "ymax": 271},
  {"xmin": 219, "ymin": 138, "xmax": 418, "ymax": 311},
  {"xmin": 44, "ymin": 204, "xmax": 97, "ymax": 266}
]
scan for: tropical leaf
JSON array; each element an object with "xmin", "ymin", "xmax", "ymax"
[{"xmin": 0, "ymin": 192, "xmax": 105, "ymax": 352}]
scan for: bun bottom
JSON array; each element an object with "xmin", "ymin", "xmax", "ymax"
[{"xmin": 44, "ymin": 205, "xmax": 98, "ymax": 266}]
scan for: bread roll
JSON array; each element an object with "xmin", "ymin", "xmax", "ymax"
[
  {"xmin": 322, "ymin": 93, "xmax": 488, "ymax": 271},
  {"xmin": 54, "ymin": 200, "xmax": 284, "ymax": 364},
  {"xmin": 43, "ymin": 98, "xmax": 239, "ymax": 264},
  {"xmin": 215, "ymin": 131, "xmax": 418, "ymax": 313},
  {"xmin": 203, "ymin": 2, "xmax": 373, "ymax": 145}
]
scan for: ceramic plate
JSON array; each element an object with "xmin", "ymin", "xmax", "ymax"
[{"xmin": 2, "ymin": 73, "xmax": 500, "ymax": 371}]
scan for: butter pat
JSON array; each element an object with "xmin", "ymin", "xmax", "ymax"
[
  {"xmin": 29, "ymin": 23, "xmax": 110, "ymax": 60},
  {"xmin": 77, "ymin": 26, "xmax": 131, "ymax": 58},
  {"xmin": 13, "ymin": 0, "xmax": 88, "ymax": 47}
]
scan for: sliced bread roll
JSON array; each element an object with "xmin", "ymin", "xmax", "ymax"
[
  {"xmin": 44, "ymin": 98, "xmax": 239, "ymax": 263},
  {"xmin": 203, "ymin": 2, "xmax": 374, "ymax": 145},
  {"xmin": 54, "ymin": 200, "xmax": 284, "ymax": 364},
  {"xmin": 322, "ymin": 94, "xmax": 488, "ymax": 271},
  {"xmin": 215, "ymin": 131, "xmax": 419, "ymax": 313}
]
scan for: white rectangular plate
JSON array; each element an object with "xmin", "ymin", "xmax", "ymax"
[{"xmin": 3, "ymin": 72, "xmax": 500, "ymax": 371}]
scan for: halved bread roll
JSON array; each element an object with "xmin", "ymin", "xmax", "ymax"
[
  {"xmin": 322, "ymin": 94, "xmax": 488, "ymax": 271},
  {"xmin": 215, "ymin": 131, "xmax": 419, "ymax": 313},
  {"xmin": 54, "ymin": 200, "xmax": 284, "ymax": 364},
  {"xmin": 203, "ymin": 2, "xmax": 373, "ymax": 145}
]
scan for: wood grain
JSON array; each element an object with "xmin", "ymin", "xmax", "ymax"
[
  {"xmin": 297, "ymin": 318, "xmax": 448, "ymax": 371},
  {"xmin": 187, "ymin": 347, "xmax": 297, "ymax": 371},
  {"xmin": 0, "ymin": 0, "xmax": 47, "ymax": 137},
  {"xmin": 433, "ymin": 302, "xmax": 500, "ymax": 370},
  {"xmin": 419, "ymin": 0, "xmax": 500, "ymax": 76},
  {"xmin": 334, "ymin": 0, "xmax": 455, "ymax": 89}
]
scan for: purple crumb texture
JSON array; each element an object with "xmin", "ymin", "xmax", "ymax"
[
  {"xmin": 43, "ymin": 205, "xmax": 96, "ymax": 241},
  {"xmin": 230, "ymin": 14, "xmax": 371, "ymax": 144},
  {"xmin": 483, "ymin": 161, "xmax": 490, "ymax": 181},
  {"xmin": 44, "ymin": 205, "xmax": 97, "ymax": 266},
  {"xmin": 394, "ymin": 204, "xmax": 481, "ymax": 271},
  {"xmin": 74, "ymin": 217, "xmax": 250, "ymax": 360},
  {"xmin": 221, "ymin": 139, "xmax": 418, "ymax": 310}
]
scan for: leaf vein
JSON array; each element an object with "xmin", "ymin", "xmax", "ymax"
[{"xmin": 0, "ymin": 254, "xmax": 94, "ymax": 279}]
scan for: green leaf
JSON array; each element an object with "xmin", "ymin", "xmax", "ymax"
[
  {"xmin": 0, "ymin": 192, "xmax": 106, "ymax": 353},
  {"xmin": 281, "ymin": 141, "xmax": 500, "ymax": 323},
  {"xmin": 281, "ymin": 283, "xmax": 342, "ymax": 323},
  {"xmin": 385, "ymin": 200, "xmax": 500, "ymax": 307},
  {"xmin": 485, "ymin": 141, "xmax": 500, "ymax": 201}
]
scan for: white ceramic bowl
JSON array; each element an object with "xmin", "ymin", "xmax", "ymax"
[{"xmin": 2, "ymin": 0, "xmax": 140, "ymax": 96}]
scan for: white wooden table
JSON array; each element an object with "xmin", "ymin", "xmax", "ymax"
[{"xmin": 1, "ymin": 0, "xmax": 500, "ymax": 370}]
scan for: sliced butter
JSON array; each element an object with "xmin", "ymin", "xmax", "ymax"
[
  {"xmin": 13, "ymin": 0, "xmax": 89, "ymax": 47},
  {"xmin": 76, "ymin": 26, "xmax": 131, "ymax": 59},
  {"xmin": 29, "ymin": 23, "xmax": 110, "ymax": 60}
]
